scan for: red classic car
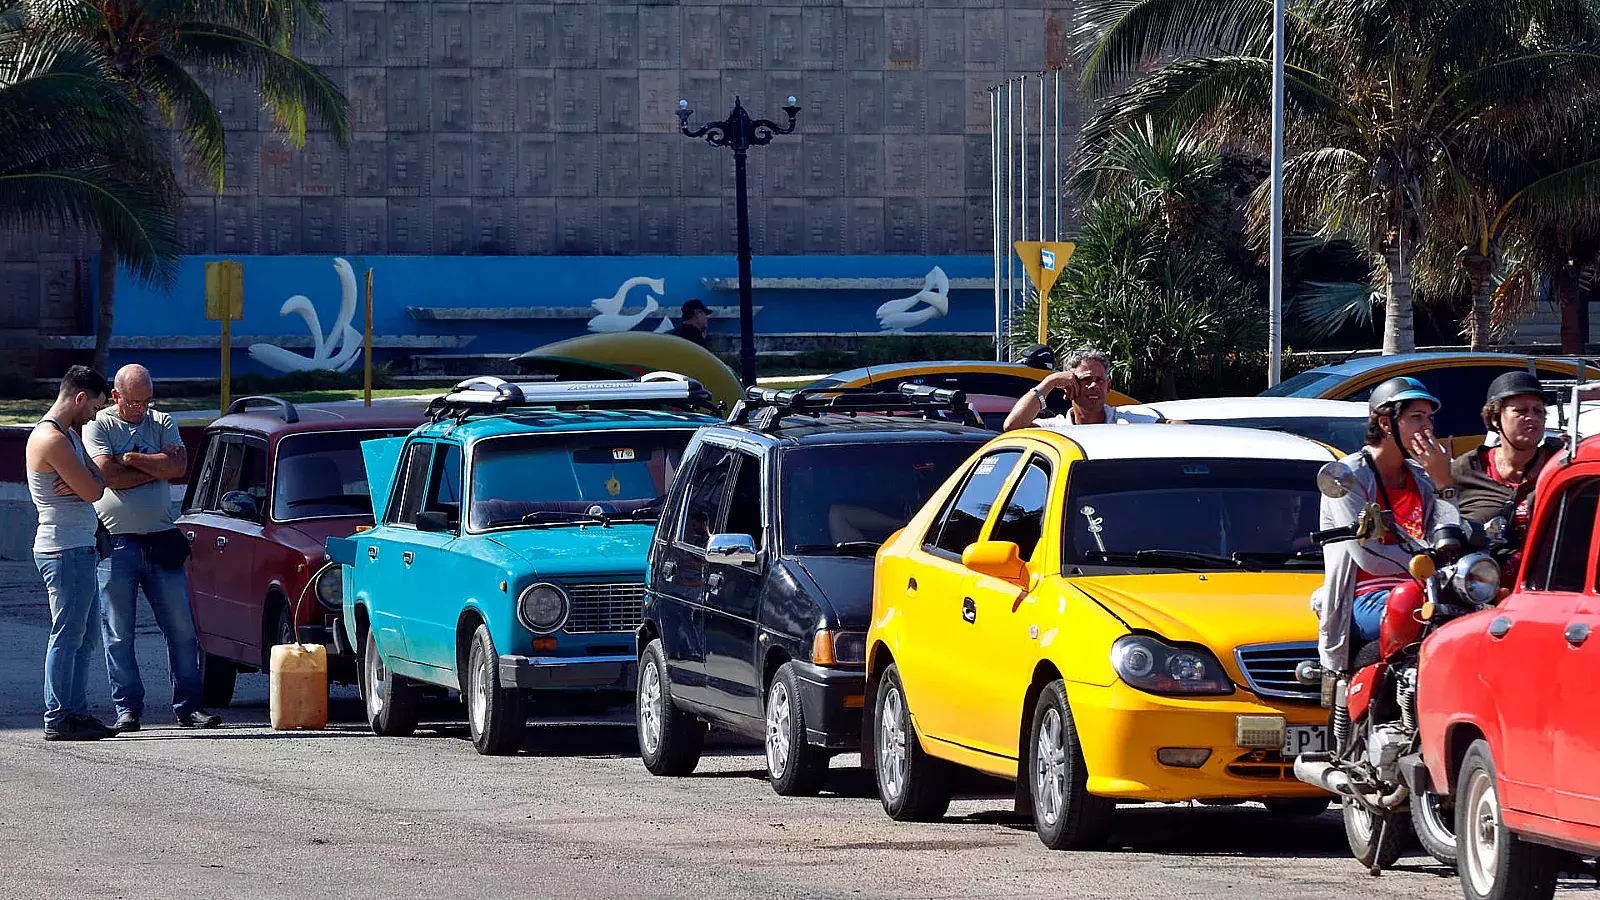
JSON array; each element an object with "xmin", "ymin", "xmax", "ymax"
[
  {"xmin": 1418, "ymin": 432, "xmax": 1600, "ymax": 900},
  {"xmin": 179, "ymin": 397, "xmax": 424, "ymax": 706}
]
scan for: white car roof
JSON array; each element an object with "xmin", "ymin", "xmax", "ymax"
[
  {"xmin": 1030, "ymin": 422, "xmax": 1338, "ymax": 462},
  {"xmin": 1121, "ymin": 396, "xmax": 1369, "ymax": 420}
]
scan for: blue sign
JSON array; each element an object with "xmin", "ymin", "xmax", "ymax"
[{"xmin": 1041, "ymin": 249, "xmax": 1056, "ymax": 271}]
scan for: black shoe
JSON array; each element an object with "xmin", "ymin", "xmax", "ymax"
[
  {"xmin": 110, "ymin": 712, "xmax": 140, "ymax": 734},
  {"xmin": 177, "ymin": 709, "xmax": 222, "ymax": 729},
  {"xmin": 43, "ymin": 715, "xmax": 108, "ymax": 742}
]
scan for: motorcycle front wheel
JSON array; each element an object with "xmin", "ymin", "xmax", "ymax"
[
  {"xmin": 1344, "ymin": 798, "xmax": 1409, "ymax": 870},
  {"xmin": 1412, "ymin": 790, "xmax": 1457, "ymax": 866}
]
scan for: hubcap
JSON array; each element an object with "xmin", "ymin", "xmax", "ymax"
[
  {"xmin": 1463, "ymin": 768, "xmax": 1502, "ymax": 896},
  {"xmin": 877, "ymin": 685, "xmax": 908, "ymax": 801},
  {"xmin": 279, "ymin": 612, "xmax": 295, "ymax": 647},
  {"xmin": 1346, "ymin": 798, "xmax": 1377, "ymax": 844},
  {"xmin": 1417, "ymin": 791, "xmax": 1455, "ymax": 843},
  {"xmin": 766, "ymin": 680, "xmax": 792, "ymax": 778},
  {"xmin": 639, "ymin": 660, "xmax": 663, "ymax": 755},
  {"xmin": 365, "ymin": 642, "xmax": 386, "ymax": 719},
  {"xmin": 1034, "ymin": 707, "xmax": 1067, "ymax": 827},
  {"xmin": 468, "ymin": 643, "xmax": 489, "ymax": 737}
]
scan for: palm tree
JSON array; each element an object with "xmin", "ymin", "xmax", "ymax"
[
  {"xmin": 28, "ymin": 0, "xmax": 349, "ymax": 372},
  {"xmin": 0, "ymin": 2, "xmax": 177, "ymax": 284},
  {"xmin": 1078, "ymin": 0, "xmax": 1600, "ymax": 354}
]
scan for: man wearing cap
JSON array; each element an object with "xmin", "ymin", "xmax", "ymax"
[
  {"xmin": 671, "ymin": 299, "xmax": 712, "ymax": 349},
  {"xmin": 1313, "ymin": 377, "xmax": 1460, "ymax": 675},
  {"xmin": 1001, "ymin": 347, "xmax": 1158, "ymax": 431},
  {"xmin": 1431, "ymin": 372, "xmax": 1559, "ymax": 560}
]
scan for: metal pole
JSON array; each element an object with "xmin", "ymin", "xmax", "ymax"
[
  {"xmin": 1006, "ymin": 78, "xmax": 1015, "ymax": 359},
  {"xmin": 734, "ymin": 145, "xmax": 757, "ymax": 387},
  {"xmin": 1054, "ymin": 68, "xmax": 1063, "ymax": 242},
  {"xmin": 992, "ymin": 88, "xmax": 1003, "ymax": 361},
  {"xmin": 1021, "ymin": 76, "xmax": 1029, "ymax": 246},
  {"xmin": 1269, "ymin": 0, "xmax": 1285, "ymax": 386},
  {"xmin": 363, "ymin": 268, "xmax": 373, "ymax": 406},
  {"xmin": 1038, "ymin": 73, "xmax": 1045, "ymax": 244}
]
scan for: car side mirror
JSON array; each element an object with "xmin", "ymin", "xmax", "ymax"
[
  {"xmin": 963, "ymin": 540, "xmax": 1028, "ymax": 585},
  {"xmin": 415, "ymin": 510, "xmax": 453, "ymax": 533},
  {"xmin": 219, "ymin": 490, "xmax": 258, "ymax": 520},
  {"xmin": 1316, "ymin": 461, "xmax": 1357, "ymax": 499},
  {"xmin": 706, "ymin": 533, "xmax": 758, "ymax": 567}
]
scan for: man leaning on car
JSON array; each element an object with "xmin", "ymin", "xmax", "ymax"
[
  {"xmin": 1003, "ymin": 347, "xmax": 1158, "ymax": 431},
  {"xmin": 84, "ymin": 364, "xmax": 222, "ymax": 733}
]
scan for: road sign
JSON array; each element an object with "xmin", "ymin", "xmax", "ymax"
[
  {"xmin": 1014, "ymin": 241, "xmax": 1076, "ymax": 345},
  {"xmin": 205, "ymin": 260, "xmax": 244, "ymax": 414}
]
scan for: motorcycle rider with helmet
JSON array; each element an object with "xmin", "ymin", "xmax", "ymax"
[{"xmin": 1313, "ymin": 377, "xmax": 1462, "ymax": 675}]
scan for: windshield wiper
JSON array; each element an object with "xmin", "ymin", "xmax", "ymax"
[
  {"xmin": 1229, "ymin": 548, "xmax": 1323, "ymax": 566},
  {"xmin": 519, "ymin": 511, "xmax": 611, "ymax": 528},
  {"xmin": 1085, "ymin": 549, "xmax": 1259, "ymax": 571},
  {"xmin": 792, "ymin": 541, "xmax": 881, "ymax": 556}
]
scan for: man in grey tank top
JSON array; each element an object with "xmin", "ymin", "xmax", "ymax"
[
  {"xmin": 85, "ymin": 365, "xmax": 222, "ymax": 732},
  {"xmin": 25, "ymin": 366, "xmax": 113, "ymax": 741}
]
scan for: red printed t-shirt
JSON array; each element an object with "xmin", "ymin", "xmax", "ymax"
[{"xmin": 1355, "ymin": 470, "xmax": 1425, "ymax": 594}]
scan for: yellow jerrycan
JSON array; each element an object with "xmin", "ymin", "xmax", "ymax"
[{"xmin": 270, "ymin": 641, "xmax": 328, "ymax": 730}]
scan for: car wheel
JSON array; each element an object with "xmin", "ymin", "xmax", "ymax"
[
  {"xmin": 465, "ymin": 624, "xmax": 526, "ymax": 756},
  {"xmin": 1028, "ymin": 679, "xmax": 1114, "ymax": 850},
  {"xmin": 1263, "ymin": 798, "xmax": 1331, "ymax": 817},
  {"xmin": 766, "ymin": 663, "xmax": 828, "ymax": 797},
  {"xmin": 1457, "ymin": 740, "xmax": 1560, "ymax": 900},
  {"xmin": 1342, "ymin": 798, "xmax": 1409, "ymax": 870},
  {"xmin": 362, "ymin": 627, "xmax": 419, "ymax": 737},
  {"xmin": 636, "ymin": 639, "xmax": 705, "ymax": 776},
  {"xmin": 873, "ymin": 663, "xmax": 951, "ymax": 822},
  {"xmin": 1412, "ymin": 789, "xmax": 1458, "ymax": 866},
  {"xmin": 201, "ymin": 653, "xmax": 237, "ymax": 708},
  {"xmin": 264, "ymin": 603, "xmax": 295, "ymax": 669}
]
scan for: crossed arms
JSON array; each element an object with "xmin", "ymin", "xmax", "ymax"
[{"xmin": 93, "ymin": 445, "xmax": 187, "ymax": 490}]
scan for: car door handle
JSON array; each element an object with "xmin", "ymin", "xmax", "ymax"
[
  {"xmin": 962, "ymin": 597, "xmax": 976, "ymax": 624},
  {"xmin": 662, "ymin": 560, "xmax": 677, "ymax": 579},
  {"xmin": 215, "ymin": 536, "xmax": 227, "ymax": 549},
  {"xmin": 707, "ymin": 571, "xmax": 724, "ymax": 591},
  {"xmin": 1566, "ymin": 622, "xmax": 1591, "ymax": 646},
  {"xmin": 402, "ymin": 551, "xmax": 414, "ymax": 566},
  {"xmin": 1489, "ymin": 616, "xmax": 1512, "ymax": 639},
  {"xmin": 368, "ymin": 545, "xmax": 379, "ymax": 561}
]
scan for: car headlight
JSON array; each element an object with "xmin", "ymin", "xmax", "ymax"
[
  {"xmin": 1110, "ymin": 635, "xmax": 1233, "ymax": 695},
  {"xmin": 517, "ymin": 582, "xmax": 568, "ymax": 634},
  {"xmin": 315, "ymin": 566, "xmax": 343, "ymax": 610},
  {"xmin": 1452, "ymin": 552, "xmax": 1500, "ymax": 605}
]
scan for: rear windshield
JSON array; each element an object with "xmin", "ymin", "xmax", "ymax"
[
  {"xmin": 273, "ymin": 430, "xmax": 413, "ymax": 521},
  {"xmin": 1064, "ymin": 458, "xmax": 1325, "ymax": 570},
  {"xmin": 469, "ymin": 430, "xmax": 693, "ymax": 531},
  {"xmin": 780, "ymin": 440, "xmax": 980, "ymax": 554},
  {"xmin": 1260, "ymin": 371, "xmax": 1344, "ymax": 398},
  {"xmin": 1187, "ymin": 416, "xmax": 1366, "ymax": 453}
]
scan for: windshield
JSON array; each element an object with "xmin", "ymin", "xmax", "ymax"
[
  {"xmin": 469, "ymin": 430, "xmax": 691, "ymax": 531},
  {"xmin": 1065, "ymin": 458, "xmax": 1325, "ymax": 569},
  {"xmin": 780, "ymin": 440, "xmax": 980, "ymax": 554},
  {"xmin": 1188, "ymin": 416, "xmax": 1366, "ymax": 454},
  {"xmin": 272, "ymin": 429, "xmax": 413, "ymax": 520},
  {"xmin": 1260, "ymin": 371, "xmax": 1343, "ymax": 398}
]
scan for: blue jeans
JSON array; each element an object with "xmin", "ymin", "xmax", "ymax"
[
  {"xmin": 1353, "ymin": 589, "xmax": 1390, "ymax": 642},
  {"xmin": 99, "ymin": 536, "xmax": 204, "ymax": 717},
  {"xmin": 36, "ymin": 546, "xmax": 103, "ymax": 728}
]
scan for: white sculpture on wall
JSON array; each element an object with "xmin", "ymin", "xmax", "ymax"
[
  {"xmin": 587, "ymin": 276, "xmax": 679, "ymax": 333},
  {"xmin": 247, "ymin": 257, "xmax": 364, "ymax": 373},
  {"xmin": 876, "ymin": 266, "xmax": 950, "ymax": 332}
]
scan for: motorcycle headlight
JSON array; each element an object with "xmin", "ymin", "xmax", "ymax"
[
  {"xmin": 1452, "ymin": 552, "xmax": 1500, "ymax": 605},
  {"xmin": 517, "ymin": 583, "xmax": 569, "ymax": 634},
  {"xmin": 315, "ymin": 566, "xmax": 343, "ymax": 610},
  {"xmin": 1110, "ymin": 635, "xmax": 1233, "ymax": 696}
]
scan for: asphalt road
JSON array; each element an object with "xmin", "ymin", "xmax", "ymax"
[{"xmin": 0, "ymin": 559, "xmax": 1580, "ymax": 900}]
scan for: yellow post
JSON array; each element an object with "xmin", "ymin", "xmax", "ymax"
[
  {"xmin": 220, "ymin": 315, "xmax": 232, "ymax": 413},
  {"xmin": 205, "ymin": 260, "xmax": 244, "ymax": 415},
  {"xmin": 364, "ymin": 268, "xmax": 374, "ymax": 407}
]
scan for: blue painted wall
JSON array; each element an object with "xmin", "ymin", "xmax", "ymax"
[{"xmin": 107, "ymin": 254, "xmax": 996, "ymax": 378}]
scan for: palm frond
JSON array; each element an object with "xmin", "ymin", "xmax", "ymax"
[
  {"xmin": 0, "ymin": 168, "xmax": 178, "ymax": 284},
  {"xmin": 172, "ymin": 22, "xmax": 348, "ymax": 146},
  {"xmin": 1289, "ymin": 280, "xmax": 1379, "ymax": 340},
  {"xmin": 139, "ymin": 55, "xmax": 227, "ymax": 189}
]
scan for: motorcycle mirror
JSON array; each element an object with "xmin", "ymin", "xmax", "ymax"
[
  {"xmin": 1409, "ymin": 554, "xmax": 1437, "ymax": 580},
  {"xmin": 1485, "ymin": 516, "xmax": 1509, "ymax": 542},
  {"xmin": 1316, "ymin": 461, "xmax": 1356, "ymax": 499}
]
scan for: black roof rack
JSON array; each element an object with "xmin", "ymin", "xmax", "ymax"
[
  {"xmin": 728, "ymin": 383, "xmax": 982, "ymax": 432},
  {"xmin": 227, "ymin": 395, "xmax": 300, "ymax": 423},
  {"xmin": 425, "ymin": 372, "xmax": 718, "ymax": 424}
]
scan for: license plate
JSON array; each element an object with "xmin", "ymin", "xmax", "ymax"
[{"xmin": 1284, "ymin": 725, "xmax": 1329, "ymax": 756}]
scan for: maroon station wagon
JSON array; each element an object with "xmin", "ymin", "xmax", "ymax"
[{"xmin": 179, "ymin": 396, "xmax": 425, "ymax": 706}]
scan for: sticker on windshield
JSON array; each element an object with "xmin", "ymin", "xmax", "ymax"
[
  {"xmin": 1182, "ymin": 464, "xmax": 1210, "ymax": 475},
  {"xmin": 976, "ymin": 457, "xmax": 1000, "ymax": 476},
  {"xmin": 613, "ymin": 448, "xmax": 636, "ymax": 461}
]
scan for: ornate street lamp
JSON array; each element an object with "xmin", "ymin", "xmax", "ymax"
[{"xmin": 678, "ymin": 95, "xmax": 802, "ymax": 388}]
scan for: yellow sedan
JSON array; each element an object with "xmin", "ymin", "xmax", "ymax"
[{"xmin": 863, "ymin": 424, "xmax": 1337, "ymax": 849}]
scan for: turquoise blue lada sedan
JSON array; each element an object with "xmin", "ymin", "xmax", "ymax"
[{"xmin": 328, "ymin": 376, "xmax": 718, "ymax": 755}]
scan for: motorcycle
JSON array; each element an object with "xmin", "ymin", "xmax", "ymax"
[{"xmin": 1293, "ymin": 461, "xmax": 1505, "ymax": 873}]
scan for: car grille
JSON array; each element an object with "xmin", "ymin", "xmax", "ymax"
[
  {"xmin": 564, "ymin": 582, "xmax": 646, "ymax": 634},
  {"xmin": 1234, "ymin": 642, "xmax": 1320, "ymax": 702}
]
